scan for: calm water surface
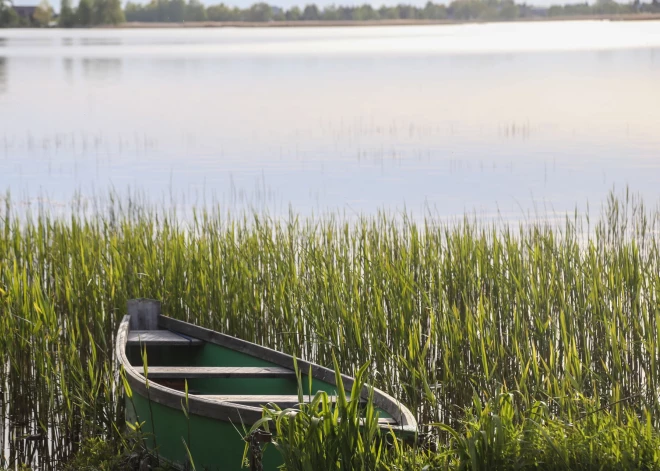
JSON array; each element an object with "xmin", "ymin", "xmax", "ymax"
[{"xmin": 1, "ymin": 21, "xmax": 660, "ymax": 218}]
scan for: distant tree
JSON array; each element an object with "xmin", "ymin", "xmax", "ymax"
[
  {"xmin": 245, "ymin": 2, "xmax": 272, "ymax": 21},
  {"xmin": 351, "ymin": 4, "xmax": 378, "ymax": 20},
  {"xmin": 185, "ymin": 0, "xmax": 206, "ymax": 21},
  {"xmin": 107, "ymin": 0, "xmax": 125, "ymax": 23},
  {"xmin": 158, "ymin": 0, "xmax": 171, "ymax": 21},
  {"xmin": 499, "ymin": 0, "xmax": 519, "ymax": 19},
  {"xmin": 0, "ymin": 4, "xmax": 19, "ymax": 26},
  {"xmin": 285, "ymin": 5, "xmax": 301, "ymax": 19},
  {"xmin": 336, "ymin": 5, "xmax": 352, "ymax": 18},
  {"xmin": 113, "ymin": 0, "xmax": 125, "ymax": 22},
  {"xmin": 378, "ymin": 5, "xmax": 400, "ymax": 19},
  {"xmin": 124, "ymin": 1, "xmax": 146, "ymax": 21},
  {"xmin": 322, "ymin": 4, "xmax": 339, "ymax": 19},
  {"xmin": 118, "ymin": 0, "xmax": 650, "ymax": 25},
  {"xmin": 125, "ymin": 1, "xmax": 165, "ymax": 22},
  {"xmin": 77, "ymin": 0, "xmax": 93, "ymax": 24},
  {"xmin": 546, "ymin": 4, "xmax": 562, "ymax": 15},
  {"xmin": 207, "ymin": 2, "xmax": 236, "ymax": 20},
  {"xmin": 231, "ymin": 6, "xmax": 242, "ymax": 19},
  {"xmin": 92, "ymin": 0, "xmax": 105, "ymax": 23},
  {"xmin": 93, "ymin": 0, "xmax": 123, "ymax": 24},
  {"xmin": 562, "ymin": 2, "xmax": 591, "ymax": 15},
  {"xmin": 516, "ymin": 2, "xmax": 536, "ymax": 18},
  {"xmin": 423, "ymin": 1, "xmax": 447, "ymax": 18},
  {"xmin": 593, "ymin": 0, "xmax": 621, "ymax": 14},
  {"xmin": 449, "ymin": 0, "xmax": 486, "ymax": 19},
  {"xmin": 301, "ymin": 3, "xmax": 319, "ymax": 19},
  {"xmin": 33, "ymin": 0, "xmax": 53, "ymax": 25},
  {"xmin": 59, "ymin": 0, "xmax": 77, "ymax": 26},
  {"xmin": 166, "ymin": 0, "xmax": 186, "ymax": 22},
  {"xmin": 396, "ymin": 3, "xmax": 418, "ymax": 18}
]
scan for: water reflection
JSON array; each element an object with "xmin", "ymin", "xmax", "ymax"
[
  {"xmin": 0, "ymin": 24, "xmax": 658, "ymax": 219},
  {"xmin": 81, "ymin": 58, "xmax": 122, "ymax": 81},
  {"xmin": 62, "ymin": 57, "xmax": 74, "ymax": 84},
  {"xmin": 80, "ymin": 37, "xmax": 122, "ymax": 46},
  {"xmin": 0, "ymin": 57, "xmax": 6, "ymax": 95}
]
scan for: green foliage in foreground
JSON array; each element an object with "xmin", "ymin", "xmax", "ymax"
[
  {"xmin": 58, "ymin": 433, "xmax": 180, "ymax": 471},
  {"xmin": 66, "ymin": 355, "xmax": 660, "ymax": 470},
  {"xmin": 256, "ymin": 355, "xmax": 660, "ymax": 471},
  {"xmin": 441, "ymin": 390, "xmax": 660, "ymax": 471},
  {"xmin": 3, "ymin": 191, "xmax": 660, "ymax": 469},
  {"xmin": 265, "ymin": 385, "xmax": 660, "ymax": 471},
  {"xmin": 256, "ymin": 357, "xmax": 400, "ymax": 471}
]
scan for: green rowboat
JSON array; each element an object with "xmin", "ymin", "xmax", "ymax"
[{"xmin": 117, "ymin": 299, "xmax": 417, "ymax": 470}]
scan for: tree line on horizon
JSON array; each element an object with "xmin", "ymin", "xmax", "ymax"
[
  {"xmin": 0, "ymin": 0, "xmax": 658, "ymax": 27},
  {"xmin": 121, "ymin": 0, "xmax": 660, "ymax": 23},
  {"xmin": 0, "ymin": 0, "xmax": 123, "ymax": 26}
]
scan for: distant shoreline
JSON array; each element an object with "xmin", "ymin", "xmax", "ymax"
[{"xmin": 106, "ymin": 13, "xmax": 660, "ymax": 28}]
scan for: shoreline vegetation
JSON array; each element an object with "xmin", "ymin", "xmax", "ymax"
[
  {"xmin": 0, "ymin": 0, "xmax": 659, "ymax": 29},
  {"xmin": 110, "ymin": 12, "xmax": 660, "ymax": 27},
  {"xmin": 4, "ymin": 191, "xmax": 660, "ymax": 470}
]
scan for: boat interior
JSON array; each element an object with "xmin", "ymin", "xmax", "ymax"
[{"xmin": 125, "ymin": 326, "xmax": 396, "ymax": 423}]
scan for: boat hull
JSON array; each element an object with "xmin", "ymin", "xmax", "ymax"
[
  {"xmin": 117, "ymin": 299, "xmax": 418, "ymax": 470},
  {"xmin": 126, "ymin": 393, "xmax": 282, "ymax": 470}
]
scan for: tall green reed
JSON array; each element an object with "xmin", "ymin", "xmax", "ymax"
[
  {"xmin": 1, "ymin": 190, "xmax": 660, "ymax": 468},
  {"xmin": 255, "ymin": 354, "xmax": 398, "ymax": 471}
]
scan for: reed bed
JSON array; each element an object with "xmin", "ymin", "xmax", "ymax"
[{"xmin": 1, "ymin": 191, "xmax": 660, "ymax": 469}]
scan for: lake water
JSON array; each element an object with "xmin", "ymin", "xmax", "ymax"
[{"xmin": 1, "ymin": 21, "xmax": 660, "ymax": 219}]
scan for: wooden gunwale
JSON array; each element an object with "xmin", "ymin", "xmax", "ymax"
[{"xmin": 144, "ymin": 366, "xmax": 297, "ymax": 379}]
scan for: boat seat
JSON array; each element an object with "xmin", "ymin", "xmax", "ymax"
[
  {"xmin": 202, "ymin": 394, "xmax": 392, "ymax": 424},
  {"xmin": 145, "ymin": 366, "xmax": 296, "ymax": 379},
  {"xmin": 127, "ymin": 330, "xmax": 203, "ymax": 347},
  {"xmin": 377, "ymin": 418, "xmax": 397, "ymax": 425},
  {"xmin": 202, "ymin": 394, "xmax": 366, "ymax": 409}
]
